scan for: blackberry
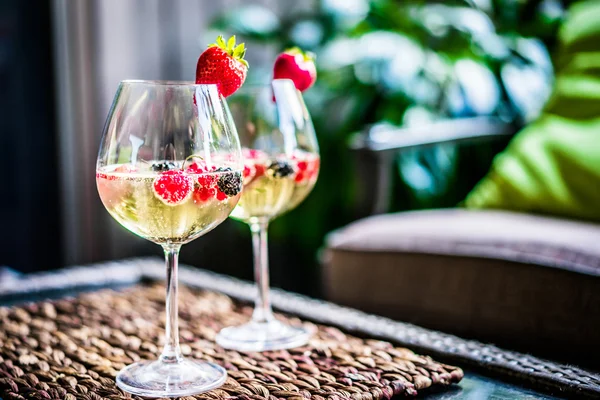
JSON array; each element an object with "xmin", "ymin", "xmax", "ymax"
[
  {"xmin": 151, "ymin": 161, "xmax": 177, "ymax": 172},
  {"xmin": 267, "ymin": 160, "xmax": 294, "ymax": 178},
  {"xmin": 216, "ymin": 167, "xmax": 242, "ymax": 197}
]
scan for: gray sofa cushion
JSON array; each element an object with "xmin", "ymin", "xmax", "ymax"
[{"xmin": 323, "ymin": 209, "xmax": 600, "ymax": 366}]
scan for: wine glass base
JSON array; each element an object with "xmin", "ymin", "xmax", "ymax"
[
  {"xmin": 216, "ymin": 319, "xmax": 311, "ymax": 352},
  {"xmin": 116, "ymin": 358, "xmax": 227, "ymax": 398}
]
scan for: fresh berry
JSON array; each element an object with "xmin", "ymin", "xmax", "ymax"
[
  {"xmin": 295, "ymin": 172, "xmax": 305, "ymax": 183},
  {"xmin": 153, "ymin": 170, "xmax": 193, "ymax": 205},
  {"xmin": 267, "ymin": 160, "xmax": 295, "ymax": 178},
  {"xmin": 216, "ymin": 167, "xmax": 243, "ymax": 197},
  {"xmin": 243, "ymin": 164, "xmax": 255, "ymax": 179},
  {"xmin": 193, "ymin": 187, "xmax": 216, "ymax": 203},
  {"xmin": 192, "ymin": 172, "xmax": 219, "ymax": 204},
  {"xmin": 297, "ymin": 161, "xmax": 308, "ymax": 171},
  {"xmin": 196, "ymin": 35, "xmax": 249, "ymax": 97},
  {"xmin": 254, "ymin": 164, "xmax": 266, "ymax": 178},
  {"xmin": 151, "ymin": 161, "xmax": 177, "ymax": 172},
  {"xmin": 185, "ymin": 160, "xmax": 205, "ymax": 173},
  {"xmin": 216, "ymin": 189, "xmax": 228, "ymax": 201},
  {"xmin": 273, "ymin": 47, "xmax": 317, "ymax": 92},
  {"xmin": 197, "ymin": 173, "xmax": 218, "ymax": 188}
]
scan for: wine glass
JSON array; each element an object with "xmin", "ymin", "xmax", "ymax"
[
  {"xmin": 216, "ymin": 79, "xmax": 320, "ymax": 351},
  {"xmin": 96, "ymin": 80, "xmax": 243, "ymax": 397}
]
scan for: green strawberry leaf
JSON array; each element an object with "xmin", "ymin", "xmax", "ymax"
[
  {"xmin": 227, "ymin": 35, "xmax": 236, "ymax": 51},
  {"xmin": 233, "ymin": 43, "xmax": 245, "ymax": 58}
]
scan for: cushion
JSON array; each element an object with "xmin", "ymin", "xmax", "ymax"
[
  {"xmin": 464, "ymin": 0, "xmax": 600, "ymax": 221},
  {"xmin": 322, "ymin": 209, "xmax": 600, "ymax": 366}
]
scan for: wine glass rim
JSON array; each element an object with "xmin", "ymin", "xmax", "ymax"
[
  {"xmin": 232, "ymin": 79, "xmax": 297, "ymax": 95},
  {"xmin": 120, "ymin": 79, "xmax": 218, "ymax": 88}
]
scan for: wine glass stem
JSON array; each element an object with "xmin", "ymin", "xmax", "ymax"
[
  {"xmin": 160, "ymin": 244, "xmax": 183, "ymax": 364},
  {"xmin": 250, "ymin": 220, "xmax": 274, "ymax": 323}
]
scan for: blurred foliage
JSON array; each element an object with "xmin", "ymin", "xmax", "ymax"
[{"xmin": 211, "ymin": 0, "xmax": 566, "ymax": 281}]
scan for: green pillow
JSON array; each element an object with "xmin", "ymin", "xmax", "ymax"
[{"xmin": 464, "ymin": 0, "xmax": 600, "ymax": 221}]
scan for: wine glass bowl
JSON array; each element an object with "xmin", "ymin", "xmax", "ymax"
[
  {"xmin": 96, "ymin": 80, "xmax": 242, "ymax": 397},
  {"xmin": 227, "ymin": 80, "xmax": 319, "ymax": 222},
  {"xmin": 216, "ymin": 79, "xmax": 320, "ymax": 352}
]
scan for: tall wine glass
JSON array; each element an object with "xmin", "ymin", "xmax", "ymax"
[
  {"xmin": 96, "ymin": 80, "xmax": 243, "ymax": 397},
  {"xmin": 216, "ymin": 79, "xmax": 320, "ymax": 351}
]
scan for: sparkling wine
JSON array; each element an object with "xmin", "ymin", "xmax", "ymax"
[
  {"xmin": 286, "ymin": 151, "xmax": 320, "ymax": 212},
  {"xmin": 97, "ymin": 163, "xmax": 241, "ymax": 244},
  {"xmin": 229, "ymin": 168, "xmax": 295, "ymax": 222},
  {"xmin": 229, "ymin": 149, "xmax": 319, "ymax": 223}
]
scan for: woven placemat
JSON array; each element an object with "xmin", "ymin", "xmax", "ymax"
[{"xmin": 0, "ymin": 284, "xmax": 463, "ymax": 400}]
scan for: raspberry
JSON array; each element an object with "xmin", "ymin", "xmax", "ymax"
[
  {"xmin": 186, "ymin": 160, "xmax": 217, "ymax": 174},
  {"xmin": 243, "ymin": 165, "xmax": 254, "ymax": 178},
  {"xmin": 297, "ymin": 161, "xmax": 308, "ymax": 171},
  {"xmin": 254, "ymin": 164, "xmax": 266, "ymax": 178},
  {"xmin": 193, "ymin": 187, "xmax": 216, "ymax": 203},
  {"xmin": 198, "ymin": 173, "xmax": 218, "ymax": 188},
  {"xmin": 186, "ymin": 162, "xmax": 205, "ymax": 174},
  {"xmin": 216, "ymin": 189, "xmax": 228, "ymax": 201},
  {"xmin": 152, "ymin": 170, "xmax": 193, "ymax": 205},
  {"xmin": 191, "ymin": 171, "xmax": 219, "ymax": 203}
]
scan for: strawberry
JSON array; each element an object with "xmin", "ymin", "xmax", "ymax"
[
  {"xmin": 196, "ymin": 35, "xmax": 249, "ymax": 97},
  {"xmin": 153, "ymin": 170, "xmax": 193, "ymax": 205},
  {"xmin": 273, "ymin": 47, "xmax": 317, "ymax": 92}
]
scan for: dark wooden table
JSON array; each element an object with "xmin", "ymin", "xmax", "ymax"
[{"xmin": 1, "ymin": 258, "xmax": 597, "ymax": 399}]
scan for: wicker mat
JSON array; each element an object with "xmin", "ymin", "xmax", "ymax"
[{"xmin": 0, "ymin": 284, "xmax": 463, "ymax": 400}]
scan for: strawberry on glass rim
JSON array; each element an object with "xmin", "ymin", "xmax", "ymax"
[
  {"xmin": 196, "ymin": 35, "xmax": 249, "ymax": 97},
  {"xmin": 273, "ymin": 47, "xmax": 317, "ymax": 92}
]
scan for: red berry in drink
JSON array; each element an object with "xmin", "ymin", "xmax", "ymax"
[
  {"xmin": 243, "ymin": 165, "xmax": 253, "ymax": 178},
  {"xmin": 216, "ymin": 189, "xmax": 228, "ymax": 201},
  {"xmin": 152, "ymin": 170, "xmax": 193, "ymax": 205},
  {"xmin": 297, "ymin": 161, "xmax": 308, "ymax": 171},
  {"xmin": 254, "ymin": 164, "xmax": 266, "ymax": 178},
  {"xmin": 197, "ymin": 173, "xmax": 218, "ymax": 188},
  {"xmin": 193, "ymin": 187, "xmax": 216, "ymax": 203}
]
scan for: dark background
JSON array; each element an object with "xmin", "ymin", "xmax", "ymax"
[{"xmin": 1, "ymin": 0, "xmax": 61, "ymax": 272}]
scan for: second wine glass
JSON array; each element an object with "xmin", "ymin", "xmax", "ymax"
[{"xmin": 216, "ymin": 79, "xmax": 320, "ymax": 352}]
